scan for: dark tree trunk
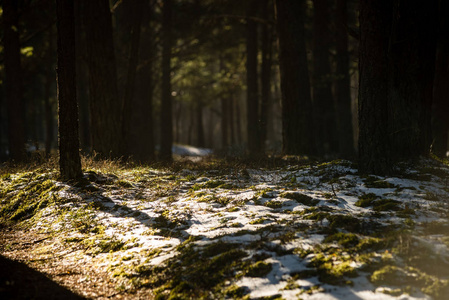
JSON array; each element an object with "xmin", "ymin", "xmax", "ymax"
[
  {"xmin": 132, "ymin": 0, "xmax": 155, "ymax": 163},
  {"xmin": 275, "ymin": 0, "xmax": 315, "ymax": 156},
  {"xmin": 44, "ymin": 26, "xmax": 55, "ymax": 157},
  {"xmin": 56, "ymin": 0, "xmax": 83, "ymax": 181},
  {"xmin": 260, "ymin": 0, "xmax": 273, "ymax": 153},
  {"xmin": 3, "ymin": 0, "xmax": 26, "ymax": 162},
  {"xmin": 431, "ymin": 0, "xmax": 449, "ymax": 158},
  {"xmin": 229, "ymin": 96, "xmax": 235, "ymax": 145},
  {"xmin": 312, "ymin": 0, "xmax": 338, "ymax": 155},
  {"xmin": 246, "ymin": 1, "xmax": 260, "ymax": 155},
  {"xmin": 334, "ymin": 0, "xmax": 355, "ymax": 158},
  {"xmin": 358, "ymin": 0, "xmax": 391, "ymax": 174},
  {"xmin": 387, "ymin": 1, "xmax": 437, "ymax": 161},
  {"xmin": 81, "ymin": 0, "xmax": 122, "ymax": 158},
  {"xmin": 221, "ymin": 98, "xmax": 229, "ymax": 150},
  {"xmin": 122, "ymin": 0, "xmax": 144, "ymax": 158},
  {"xmin": 358, "ymin": 0, "xmax": 438, "ymax": 174},
  {"xmin": 74, "ymin": 0, "xmax": 90, "ymax": 153},
  {"xmin": 196, "ymin": 101, "xmax": 205, "ymax": 148},
  {"xmin": 160, "ymin": 0, "xmax": 173, "ymax": 161}
]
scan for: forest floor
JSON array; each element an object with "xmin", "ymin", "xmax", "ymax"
[{"xmin": 1, "ymin": 152, "xmax": 449, "ymax": 300}]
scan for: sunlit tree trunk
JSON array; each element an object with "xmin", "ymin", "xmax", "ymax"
[
  {"xmin": 3, "ymin": 0, "xmax": 26, "ymax": 162},
  {"xmin": 56, "ymin": 0, "xmax": 83, "ymax": 180}
]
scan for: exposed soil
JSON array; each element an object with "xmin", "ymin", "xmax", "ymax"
[{"xmin": 0, "ymin": 225, "xmax": 154, "ymax": 299}]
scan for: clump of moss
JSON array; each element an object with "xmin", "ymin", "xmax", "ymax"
[
  {"xmin": 146, "ymin": 241, "xmax": 248, "ymax": 299},
  {"xmin": 245, "ymin": 261, "xmax": 272, "ymax": 277},
  {"xmin": 324, "ymin": 232, "xmax": 359, "ymax": 248},
  {"xmin": 0, "ymin": 175, "xmax": 60, "ymax": 222},
  {"xmin": 308, "ymin": 253, "xmax": 357, "ymax": 285},
  {"xmin": 355, "ymin": 193, "xmax": 379, "ymax": 207},
  {"xmin": 364, "ymin": 176, "xmax": 398, "ymax": 189},
  {"xmin": 355, "ymin": 193, "xmax": 401, "ymax": 212},
  {"xmin": 264, "ymin": 200, "xmax": 283, "ymax": 209},
  {"xmin": 280, "ymin": 192, "xmax": 319, "ymax": 206}
]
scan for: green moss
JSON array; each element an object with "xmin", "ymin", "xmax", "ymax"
[
  {"xmin": 308, "ymin": 254, "xmax": 357, "ymax": 285},
  {"xmin": 264, "ymin": 200, "xmax": 283, "ymax": 209},
  {"xmin": 323, "ymin": 232, "xmax": 359, "ymax": 248},
  {"xmin": 250, "ymin": 217, "xmax": 266, "ymax": 225},
  {"xmin": 364, "ymin": 176, "xmax": 397, "ymax": 189},
  {"xmin": 355, "ymin": 193, "xmax": 379, "ymax": 207},
  {"xmin": 280, "ymin": 192, "xmax": 319, "ymax": 206},
  {"xmin": 245, "ymin": 261, "xmax": 272, "ymax": 277}
]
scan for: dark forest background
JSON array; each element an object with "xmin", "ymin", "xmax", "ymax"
[{"xmin": 1, "ymin": 0, "xmax": 448, "ymax": 177}]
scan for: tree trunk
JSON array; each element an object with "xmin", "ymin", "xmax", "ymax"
[
  {"xmin": 122, "ymin": 0, "xmax": 144, "ymax": 158},
  {"xmin": 358, "ymin": 0, "xmax": 438, "ymax": 174},
  {"xmin": 3, "ymin": 0, "xmax": 26, "ymax": 162},
  {"xmin": 334, "ymin": 0, "xmax": 354, "ymax": 158},
  {"xmin": 275, "ymin": 0, "xmax": 315, "ymax": 156},
  {"xmin": 160, "ymin": 0, "xmax": 173, "ymax": 161},
  {"xmin": 81, "ymin": 0, "xmax": 122, "ymax": 158},
  {"xmin": 196, "ymin": 101, "xmax": 205, "ymax": 148},
  {"xmin": 260, "ymin": 0, "xmax": 273, "ymax": 153},
  {"xmin": 221, "ymin": 98, "xmax": 229, "ymax": 150},
  {"xmin": 56, "ymin": 0, "xmax": 83, "ymax": 181},
  {"xmin": 132, "ymin": 0, "xmax": 155, "ymax": 163},
  {"xmin": 44, "ymin": 26, "xmax": 55, "ymax": 157},
  {"xmin": 246, "ymin": 0, "xmax": 260, "ymax": 156},
  {"xmin": 431, "ymin": 0, "xmax": 449, "ymax": 158},
  {"xmin": 312, "ymin": 0, "xmax": 338, "ymax": 155}
]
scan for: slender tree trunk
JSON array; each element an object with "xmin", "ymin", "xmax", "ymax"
[
  {"xmin": 246, "ymin": 0, "xmax": 260, "ymax": 156},
  {"xmin": 221, "ymin": 98, "xmax": 229, "ymax": 150},
  {"xmin": 122, "ymin": 0, "xmax": 144, "ymax": 158},
  {"xmin": 236, "ymin": 98, "xmax": 242, "ymax": 145},
  {"xmin": 3, "ymin": 0, "xmax": 26, "ymax": 162},
  {"xmin": 313, "ymin": 0, "xmax": 338, "ymax": 155},
  {"xmin": 74, "ymin": 1, "xmax": 90, "ymax": 153},
  {"xmin": 44, "ymin": 26, "xmax": 55, "ymax": 157},
  {"xmin": 196, "ymin": 101, "xmax": 205, "ymax": 148},
  {"xmin": 260, "ymin": 0, "xmax": 273, "ymax": 153},
  {"xmin": 335, "ymin": 0, "xmax": 355, "ymax": 158},
  {"xmin": 56, "ymin": 0, "xmax": 82, "ymax": 180},
  {"xmin": 81, "ymin": 0, "xmax": 122, "ymax": 158},
  {"xmin": 432, "ymin": 0, "xmax": 449, "ymax": 158},
  {"xmin": 229, "ymin": 96, "xmax": 235, "ymax": 145},
  {"xmin": 275, "ymin": 0, "xmax": 315, "ymax": 155},
  {"xmin": 160, "ymin": 0, "xmax": 173, "ymax": 161}
]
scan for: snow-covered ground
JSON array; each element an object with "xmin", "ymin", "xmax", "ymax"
[{"xmin": 2, "ymin": 156, "xmax": 449, "ymax": 299}]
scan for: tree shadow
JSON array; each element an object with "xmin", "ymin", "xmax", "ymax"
[{"xmin": 0, "ymin": 255, "xmax": 86, "ymax": 299}]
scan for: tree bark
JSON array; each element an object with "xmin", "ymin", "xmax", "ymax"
[
  {"xmin": 334, "ymin": 0, "xmax": 355, "ymax": 158},
  {"xmin": 275, "ymin": 0, "xmax": 315, "ymax": 156},
  {"xmin": 358, "ymin": 0, "xmax": 438, "ymax": 174},
  {"xmin": 246, "ymin": 0, "xmax": 260, "ymax": 156},
  {"xmin": 44, "ymin": 26, "xmax": 55, "ymax": 158},
  {"xmin": 56, "ymin": 0, "xmax": 83, "ymax": 180},
  {"xmin": 260, "ymin": 0, "xmax": 273, "ymax": 153},
  {"xmin": 431, "ymin": 0, "xmax": 449, "ymax": 158},
  {"xmin": 122, "ymin": 0, "xmax": 144, "ymax": 159},
  {"xmin": 3, "ymin": 0, "xmax": 26, "ymax": 162},
  {"xmin": 312, "ymin": 0, "xmax": 338, "ymax": 155},
  {"xmin": 160, "ymin": 0, "xmax": 173, "ymax": 162},
  {"xmin": 81, "ymin": 0, "xmax": 122, "ymax": 158}
]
